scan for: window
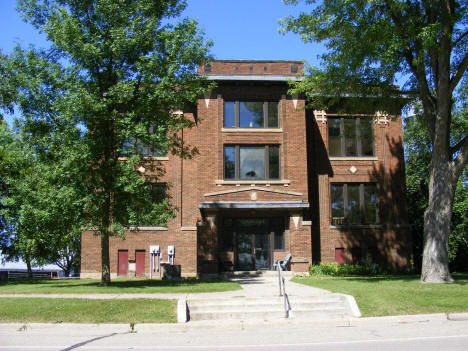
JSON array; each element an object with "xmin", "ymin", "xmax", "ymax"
[
  {"xmin": 224, "ymin": 101, "xmax": 279, "ymax": 128},
  {"xmin": 121, "ymin": 125, "xmax": 168, "ymax": 157},
  {"xmin": 328, "ymin": 117, "xmax": 374, "ymax": 157},
  {"xmin": 224, "ymin": 145, "xmax": 280, "ymax": 180},
  {"xmin": 331, "ymin": 183, "xmax": 378, "ymax": 225}
]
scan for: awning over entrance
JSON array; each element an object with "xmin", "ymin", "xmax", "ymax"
[{"xmin": 199, "ymin": 201, "xmax": 309, "ymax": 209}]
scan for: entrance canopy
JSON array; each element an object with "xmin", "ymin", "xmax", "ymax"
[{"xmin": 199, "ymin": 201, "xmax": 309, "ymax": 210}]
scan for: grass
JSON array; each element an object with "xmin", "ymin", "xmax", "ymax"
[
  {"xmin": 0, "ymin": 277, "xmax": 241, "ymax": 294},
  {"xmin": 292, "ymin": 273, "xmax": 468, "ymax": 317},
  {"xmin": 0, "ymin": 298, "xmax": 176, "ymax": 323}
]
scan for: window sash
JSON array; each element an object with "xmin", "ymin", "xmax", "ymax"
[
  {"xmin": 224, "ymin": 145, "xmax": 280, "ymax": 180},
  {"xmin": 328, "ymin": 117, "xmax": 374, "ymax": 157},
  {"xmin": 224, "ymin": 101, "xmax": 279, "ymax": 128},
  {"xmin": 331, "ymin": 183, "xmax": 378, "ymax": 225}
]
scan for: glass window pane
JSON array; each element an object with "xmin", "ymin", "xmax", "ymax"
[
  {"xmin": 224, "ymin": 101, "xmax": 235, "ymax": 127},
  {"xmin": 268, "ymin": 145, "xmax": 280, "ymax": 179},
  {"xmin": 331, "ymin": 184, "xmax": 344, "ymax": 225},
  {"xmin": 364, "ymin": 184, "xmax": 377, "ymax": 224},
  {"xmin": 224, "ymin": 146, "xmax": 235, "ymax": 179},
  {"xmin": 240, "ymin": 146, "xmax": 265, "ymax": 179},
  {"xmin": 267, "ymin": 102, "xmax": 278, "ymax": 128},
  {"xmin": 347, "ymin": 184, "xmax": 360, "ymax": 224},
  {"xmin": 274, "ymin": 231, "xmax": 284, "ymax": 250},
  {"xmin": 328, "ymin": 118, "xmax": 342, "ymax": 156},
  {"xmin": 344, "ymin": 119, "xmax": 357, "ymax": 156},
  {"xmin": 239, "ymin": 102, "xmax": 264, "ymax": 128},
  {"xmin": 360, "ymin": 119, "xmax": 374, "ymax": 156}
]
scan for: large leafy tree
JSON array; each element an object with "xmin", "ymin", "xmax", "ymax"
[
  {"xmin": 405, "ymin": 104, "xmax": 468, "ymax": 272},
  {"xmin": 282, "ymin": 0, "xmax": 468, "ymax": 282},
  {"xmin": 4, "ymin": 0, "xmax": 212, "ymax": 285}
]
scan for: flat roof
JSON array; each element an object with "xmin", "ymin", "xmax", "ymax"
[
  {"xmin": 211, "ymin": 59, "xmax": 303, "ymax": 64},
  {"xmin": 199, "ymin": 201, "xmax": 309, "ymax": 209},
  {"xmin": 205, "ymin": 75, "xmax": 302, "ymax": 82}
]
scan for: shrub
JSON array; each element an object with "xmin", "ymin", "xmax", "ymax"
[{"xmin": 309, "ymin": 260, "xmax": 382, "ymax": 277}]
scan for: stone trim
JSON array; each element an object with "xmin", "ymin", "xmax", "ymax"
[
  {"xmin": 180, "ymin": 226, "xmax": 197, "ymax": 231},
  {"xmin": 374, "ymin": 111, "xmax": 390, "ymax": 125},
  {"xmin": 221, "ymin": 128, "xmax": 283, "ymax": 133},
  {"xmin": 302, "ymin": 220, "xmax": 312, "ymax": 226},
  {"xmin": 329, "ymin": 157, "xmax": 378, "ymax": 161},
  {"xmin": 130, "ymin": 226, "xmax": 168, "ymax": 231},
  {"xmin": 204, "ymin": 186, "xmax": 302, "ymax": 197},
  {"xmin": 313, "ymin": 110, "xmax": 327, "ymax": 123},
  {"xmin": 215, "ymin": 179, "xmax": 291, "ymax": 186}
]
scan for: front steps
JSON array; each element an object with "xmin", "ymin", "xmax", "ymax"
[
  {"xmin": 187, "ymin": 295, "xmax": 348, "ymax": 321},
  {"xmin": 186, "ymin": 272, "xmax": 353, "ymax": 322}
]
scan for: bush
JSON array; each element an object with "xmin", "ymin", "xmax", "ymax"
[{"xmin": 309, "ymin": 259, "xmax": 382, "ymax": 277}]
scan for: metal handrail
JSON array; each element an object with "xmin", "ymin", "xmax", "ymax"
[{"xmin": 277, "ymin": 263, "xmax": 291, "ymax": 318}]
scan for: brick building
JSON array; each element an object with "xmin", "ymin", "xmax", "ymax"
[{"xmin": 81, "ymin": 60, "xmax": 411, "ymax": 278}]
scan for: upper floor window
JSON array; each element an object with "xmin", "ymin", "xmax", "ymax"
[
  {"xmin": 224, "ymin": 145, "xmax": 280, "ymax": 180},
  {"xmin": 328, "ymin": 117, "xmax": 374, "ymax": 157},
  {"xmin": 331, "ymin": 183, "xmax": 378, "ymax": 225},
  {"xmin": 224, "ymin": 101, "xmax": 279, "ymax": 128},
  {"xmin": 121, "ymin": 125, "xmax": 168, "ymax": 157}
]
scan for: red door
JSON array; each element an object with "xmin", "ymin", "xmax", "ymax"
[
  {"xmin": 135, "ymin": 250, "xmax": 145, "ymax": 276},
  {"xmin": 335, "ymin": 248, "xmax": 345, "ymax": 264},
  {"xmin": 118, "ymin": 250, "xmax": 128, "ymax": 276}
]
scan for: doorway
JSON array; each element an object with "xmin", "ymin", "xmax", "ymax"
[
  {"xmin": 222, "ymin": 217, "xmax": 285, "ymax": 271},
  {"xmin": 236, "ymin": 231, "xmax": 270, "ymax": 270}
]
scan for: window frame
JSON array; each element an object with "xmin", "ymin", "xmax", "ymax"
[
  {"xmin": 224, "ymin": 101, "xmax": 279, "ymax": 128},
  {"xmin": 224, "ymin": 145, "xmax": 280, "ymax": 180},
  {"xmin": 330, "ymin": 183, "xmax": 379, "ymax": 226},
  {"xmin": 328, "ymin": 116, "xmax": 374, "ymax": 157}
]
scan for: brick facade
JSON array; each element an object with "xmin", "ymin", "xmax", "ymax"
[{"xmin": 81, "ymin": 60, "xmax": 411, "ymax": 278}]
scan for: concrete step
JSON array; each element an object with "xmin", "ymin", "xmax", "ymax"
[{"xmin": 187, "ymin": 295, "xmax": 349, "ymax": 322}]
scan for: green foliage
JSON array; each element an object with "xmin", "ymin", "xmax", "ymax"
[
  {"xmin": 309, "ymin": 260, "xmax": 382, "ymax": 277},
  {"xmin": 1, "ymin": 0, "xmax": 214, "ymax": 284}
]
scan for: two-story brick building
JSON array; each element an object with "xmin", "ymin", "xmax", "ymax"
[{"xmin": 81, "ymin": 60, "xmax": 411, "ymax": 278}]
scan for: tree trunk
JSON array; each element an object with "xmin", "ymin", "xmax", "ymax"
[
  {"xmin": 421, "ymin": 157, "xmax": 456, "ymax": 283},
  {"xmin": 100, "ymin": 228, "xmax": 111, "ymax": 286},
  {"xmin": 25, "ymin": 256, "xmax": 33, "ymax": 278}
]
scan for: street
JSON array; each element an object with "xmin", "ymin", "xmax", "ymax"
[{"xmin": 1, "ymin": 314, "xmax": 468, "ymax": 350}]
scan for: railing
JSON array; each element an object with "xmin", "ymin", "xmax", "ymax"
[{"xmin": 277, "ymin": 263, "xmax": 292, "ymax": 318}]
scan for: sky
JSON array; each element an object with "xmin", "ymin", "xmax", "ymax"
[{"xmin": 0, "ymin": 0, "xmax": 324, "ymax": 66}]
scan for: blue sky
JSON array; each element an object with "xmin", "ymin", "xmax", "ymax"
[{"xmin": 0, "ymin": 0, "xmax": 323, "ymax": 66}]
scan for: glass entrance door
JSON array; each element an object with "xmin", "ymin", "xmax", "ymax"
[
  {"xmin": 254, "ymin": 234, "xmax": 270, "ymax": 269},
  {"xmin": 237, "ymin": 232, "xmax": 254, "ymax": 270},
  {"xmin": 236, "ymin": 232, "xmax": 270, "ymax": 270}
]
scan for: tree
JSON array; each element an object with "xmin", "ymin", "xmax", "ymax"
[
  {"xmin": 405, "ymin": 104, "xmax": 468, "ymax": 272},
  {"xmin": 0, "ymin": 117, "xmax": 85, "ymax": 277},
  {"xmin": 11, "ymin": 0, "xmax": 213, "ymax": 285},
  {"xmin": 282, "ymin": 0, "xmax": 468, "ymax": 282}
]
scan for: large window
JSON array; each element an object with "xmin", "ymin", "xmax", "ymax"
[
  {"xmin": 224, "ymin": 101, "xmax": 279, "ymax": 128},
  {"xmin": 224, "ymin": 145, "xmax": 280, "ymax": 180},
  {"xmin": 331, "ymin": 183, "xmax": 378, "ymax": 225},
  {"xmin": 121, "ymin": 125, "xmax": 168, "ymax": 157},
  {"xmin": 328, "ymin": 117, "xmax": 374, "ymax": 157}
]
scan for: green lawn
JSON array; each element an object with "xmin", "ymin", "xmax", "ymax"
[
  {"xmin": 0, "ymin": 298, "xmax": 176, "ymax": 323},
  {"xmin": 292, "ymin": 273, "xmax": 468, "ymax": 317},
  {"xmin": 0, "ymin": 277, "xmax": 241, "ymax": 294}
]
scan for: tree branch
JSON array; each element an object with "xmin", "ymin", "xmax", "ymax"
[
  {"xmin": 452, "ymin": 135, "xmax": 468, "ymax": 179},
  {"xmin": 450, "ymin": 53, "xmax": 468, "ymax": 93},
  {"xmin": 450, "ymin": 135, "xmax": 466, "ymax": 156}
]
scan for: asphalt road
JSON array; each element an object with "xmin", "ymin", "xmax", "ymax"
[{"xmin": 1, "ymin": 315, "xmax": 468, "ymax": 351}]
